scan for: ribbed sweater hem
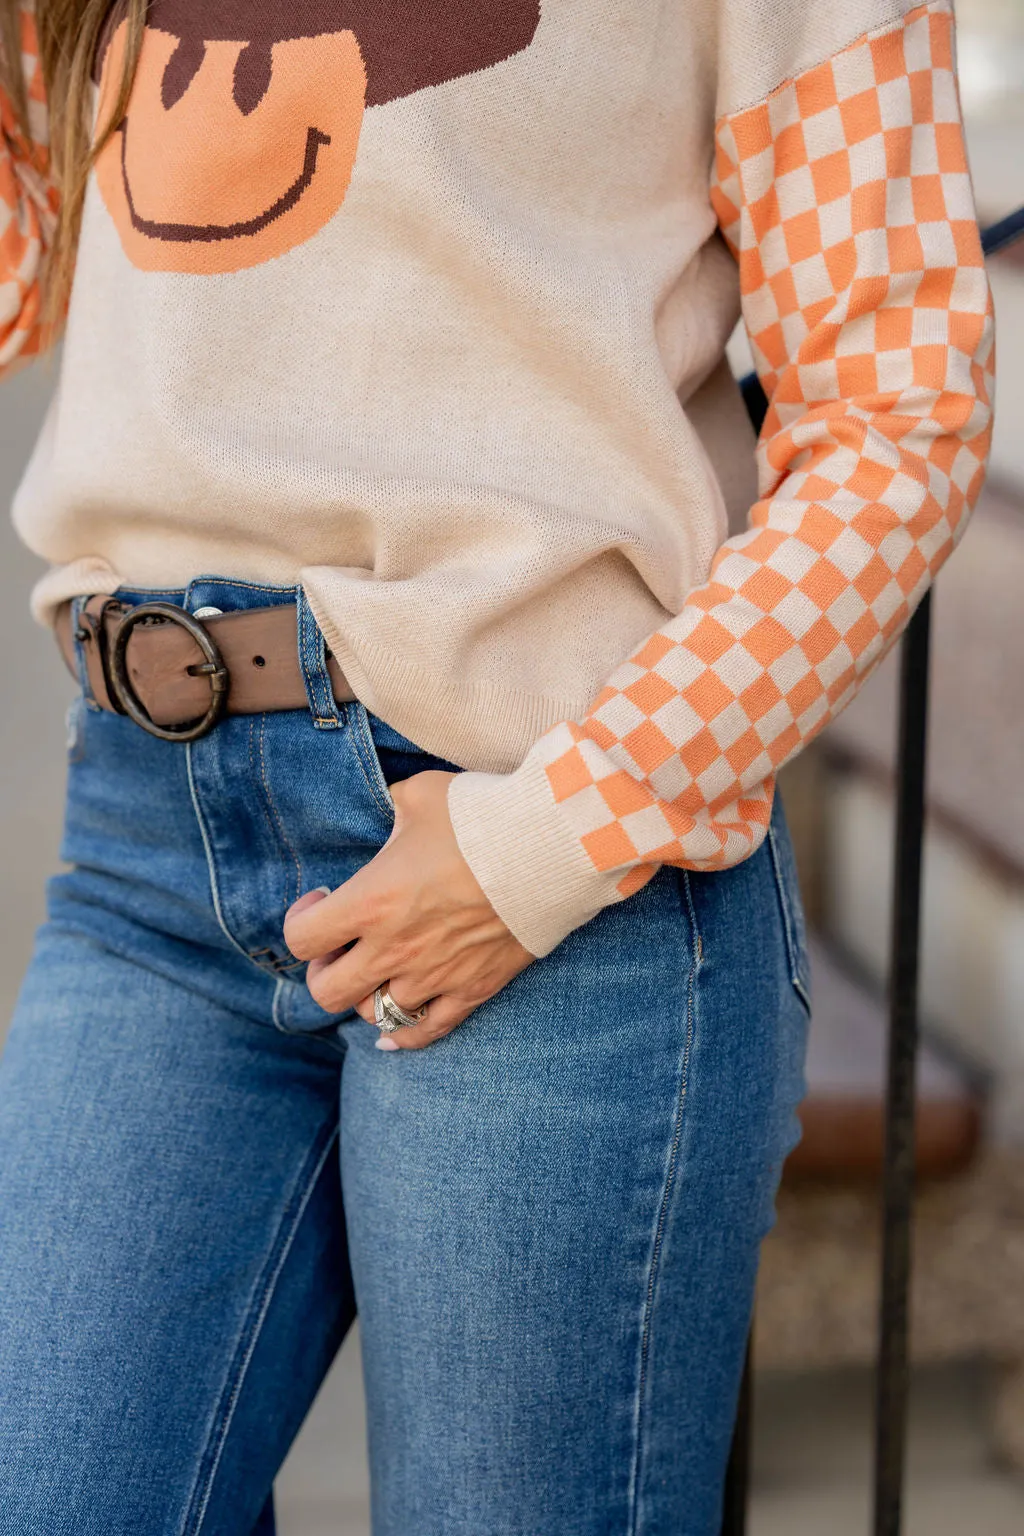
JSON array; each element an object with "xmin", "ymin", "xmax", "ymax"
[
  {"xmin": 306, "ymin": 594, "xmax": 592, "ymax": 775},
  {"xmin": 447, "ymin": 757, "xmax": 616, "ymax": 957}
]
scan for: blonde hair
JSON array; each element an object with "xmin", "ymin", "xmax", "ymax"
[{"xmin": 1, "ymin": 0, "xmax": 147, "ymax": 326}]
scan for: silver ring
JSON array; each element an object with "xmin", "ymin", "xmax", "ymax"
[{"xmin": 373, "ymin": 985, "xmax": 428, "ymax": 1033}]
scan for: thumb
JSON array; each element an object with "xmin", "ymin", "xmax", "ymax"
[
  {"xmin": 386, "ymin": 792, "xmax": 405, "ymax": 841},
  {"xmin": 387, "ymin": 777, "xmax": 415, "ymax": 836}
]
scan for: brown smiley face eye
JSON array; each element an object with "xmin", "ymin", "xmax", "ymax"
[
  {"xmin": 96, "ymin": 1, "xmax": 540, "ymax": 277},
  {"xmin": 160, "ymin": 35, "xmax": 205, "ymax": 111},
  {"xmin": 233, "ymin": 42, "xmax": 274, "ymax": 116},
  {"xmin": 96, "ymin": 21, "xmax": 369, "ymax": 274}
]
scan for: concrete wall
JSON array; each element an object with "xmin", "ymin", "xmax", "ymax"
[{"xmin": 0, "ymin": 368, "xmax": 72, "ymax": 1032}]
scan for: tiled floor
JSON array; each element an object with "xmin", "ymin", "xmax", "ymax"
[{"xmin": 275, "ymin": 1338, "xmax": 1024, "ymax": 1535}]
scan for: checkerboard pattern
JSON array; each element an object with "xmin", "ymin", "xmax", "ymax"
[
  {"xmin": 538, "ymin": 0, "xmax": 993, "ymax": 899},
  {"xmin": 0, "ymin": 3, "xmax": 57, "ymax": 370}
]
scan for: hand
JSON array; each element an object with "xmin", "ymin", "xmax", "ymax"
[{"xmin": 283, "ymin": 771, "xmax": 534, "ymax": 1050}]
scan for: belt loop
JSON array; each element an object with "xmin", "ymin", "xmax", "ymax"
[
  {"xmin": 297, "ymin": 589, "xmax": 341, "ymax": 731},
  {"xmin": 70, "ymin": 595, "xmax": 99, "ymax": 710}
]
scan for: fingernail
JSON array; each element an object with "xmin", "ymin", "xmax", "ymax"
[
  {"xmin": 286, "ymin": 887, "xmax": 332, "ymax": 922},
  {"xmin": 315, "ymin": 886, "xmax": 332, "ymax": 897},
  {"xmin": 375, "ymin": 1036, "xmax": 400, "ymax": 1052}
]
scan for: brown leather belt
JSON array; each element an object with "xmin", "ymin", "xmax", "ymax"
[{"xmin": 56, "ymin": 595, "xmax": 356, "ymax": 742}]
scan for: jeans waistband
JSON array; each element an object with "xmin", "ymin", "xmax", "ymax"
[{"xmin": 68, "ymin": 579, "xmax": 343, "ymax": 734}]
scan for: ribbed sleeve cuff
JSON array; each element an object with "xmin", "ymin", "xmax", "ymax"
[{"xmin": 447, "ymin": 754, "xmax": 617, "ymax": 958}]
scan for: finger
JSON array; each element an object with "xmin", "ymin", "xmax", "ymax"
[
  {"xmin": 354, "ymin": 979, "xmax": 430, "ymax": 1029},
  {"xmin": 306, "ymin": 947, "xmax": 352, "ymax": 988},
  {"xmin": 286, "ymin": 886, "xmax": 331, "ymax": 920},
  {"xmin": 376, "ymin": 994, "xmax": 474, "ymax": 1052},
  {"xmin": 284, "ymin": 880, "xmax": 365, "ymax": 960},
  {"xmin": 304, "ymin": 940, "xmax": 386, "ymax": 1015},
  {"xmin": 385, "ymin": 977, "xmax": 431, "ymax": 1020},
  {"xmin": 389, "ymin": 769, "xmax": 454, "ymax": 809},
  {"xmin": 388, "ymin": 776, "xmax": 412, "ymax": 814}
]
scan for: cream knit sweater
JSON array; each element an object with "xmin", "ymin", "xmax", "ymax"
[{"xmin": 2, "ymin": 0, "xmax": 994, "ymax": 954}]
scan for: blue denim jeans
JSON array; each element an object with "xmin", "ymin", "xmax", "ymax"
[{"xmin": 0, "ymin": 579, "xmax": 810, "ymax": 1536}]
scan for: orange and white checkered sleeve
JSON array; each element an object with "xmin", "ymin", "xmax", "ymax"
[
  {"xmin": 448, "ymin": 0, "xmax": 995, "ymax": 958},
  {"xmin": 1, "ymin": 2, "xmax": 59, "ymax": 373}
]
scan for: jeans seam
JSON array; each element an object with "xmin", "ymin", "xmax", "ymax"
[
  {"xmin": 766, "ymin": 821, "xmax": 812, "ymax": 1015},
  {"xmin": 627, "ymin": 872, "xmax": 699, "ymax": 1536},
  {"xmin": 181, "ymin": 578, "xmax": 299, "ymax": 601},
  {"xmin": 186, "ymin": 742, "xmax": 257, "ymax": 968},
  {"xmin": 181, "ymin": 1118, "xmax": 340, "ymax": 1536},
  {"xmin": 255, "ymin": 714, "xmax": 304, "ymax": 911},
  {"xmin": 269, "ymin": 975, "xmax": 346, "ymax": 1051}
]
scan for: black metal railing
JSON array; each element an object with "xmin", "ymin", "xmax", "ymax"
[{"xmin": 722, "ymin": 207, "xmax": 1022, "ymax": 1536}]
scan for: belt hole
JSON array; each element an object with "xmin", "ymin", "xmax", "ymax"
[{"xmin": 252, "ymin": 654, "xmax": 266, "ymax": 668}]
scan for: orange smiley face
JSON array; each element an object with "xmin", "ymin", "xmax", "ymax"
[{"xmin": 94, "ymin": 0, "xmax": 541, "ymax": 276}]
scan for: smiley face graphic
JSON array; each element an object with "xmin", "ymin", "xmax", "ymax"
[{"xmin": 94, "ymin": 0, "xmax": 541, "ymax": 275}]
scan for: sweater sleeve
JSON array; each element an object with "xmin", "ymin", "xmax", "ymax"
[
  {"xmin": 1, "ymin": 2, "xmax": 58, "ymax": 374},
  {"xmin": 448, "ymin": 0, "xmax": 994, "ymax": 957}
]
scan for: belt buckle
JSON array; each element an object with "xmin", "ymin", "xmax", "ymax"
[{"xmin": 107, "ymin": 602, "xmax": 230, "ymax": 743}]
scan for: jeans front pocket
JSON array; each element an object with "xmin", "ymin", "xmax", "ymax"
[
  {"xmin": 766, "ymin": 792, "xmax": 812, "ymax": 1016},
  {"xmin": 351, "ymin": 706, "xmax": 465, "ymax": 817},
  {"xmin": 346, "ymin": 702, "xmax": 398, "ymax": 823}
]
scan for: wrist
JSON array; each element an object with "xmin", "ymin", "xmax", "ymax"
[{"xmin": 447, "ymin": 753, "xmax": 620, "ymax": 958}]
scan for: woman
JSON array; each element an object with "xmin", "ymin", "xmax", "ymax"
[{"xmin": 0, "ymin": 1, "xmax": 993, "ymax": 1531}]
